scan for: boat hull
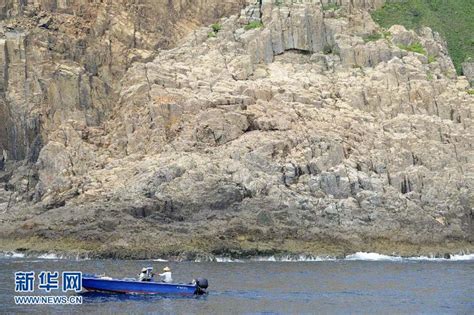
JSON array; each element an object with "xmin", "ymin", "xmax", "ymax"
[{"xmin": 82, "ymin": 277, "xmax": 199, "ymax": 295}]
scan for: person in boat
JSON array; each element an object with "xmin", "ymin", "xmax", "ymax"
[
  {"xmin": 138, "ymin": 267, "xmax": 155, "ymax": 281},
  {"xmin": 159, "ymin": 266, "xmax": 173, "ymax": 283}
]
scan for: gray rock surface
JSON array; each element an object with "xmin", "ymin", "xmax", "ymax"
[
  {"xmin": 0, "ymin": 0, "xmax": 472, "ymax": 258},
  {"xmin": 462, "ymin": 62, "xmax": 474, "ymax": 85}
]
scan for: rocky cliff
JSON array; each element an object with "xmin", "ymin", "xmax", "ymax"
[{"xmin": 0, "ymin": 0, "xmax": 472, "ymax": 259}]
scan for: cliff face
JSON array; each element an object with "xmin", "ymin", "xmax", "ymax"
[
  {"xmin": 0, "ymin": 0, "xmax": 472, "ymax": 258},
  {"xmin": 0, "ymin": 0, "xmax": 246, "ymax": 161}
]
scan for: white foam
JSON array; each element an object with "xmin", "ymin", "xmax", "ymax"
[
  {"xmin": 405, "ymin": 256, "xmax": 443, "ymax": 261},
  {"xmin": 448, "ymin": 254, "xmax": 474, "ymax": 261},
  {"xmin": 252, "ymin": 256, "xmax": 277, "ymax": 262},
  {"xmin": 345, "ymin": 252, "xmax": 403, "ymax": 261},
  {"xmin": 346, "ymin": 252, "xmax": 474, "ymax": 262},
  {"xmin": 38, "ymin": 253, "xmax": 61, "ymax": 259},
  {"xmin": 212, "ymin": 255, "xmax": 337, "ymax": 262},
  {"xmin": 1, "ymin": 251, "xmax": 26, "ymax": 258},
  {"xmin": 212, "ymin": 252, "xmax": 474, "ymax": 263},
  {"xmin": 3, "ymin": 250, "xmax": 472, "ymax": 262},
  {"xmin": 279, "ymin": 255, "xmax": 337, "ymax": 262},
  {"xmin": 1, "ymin": 251, "xmax": 88, "ymax": 260},
  {"xmin": 215, "ymin": 257, "xmax": 242, "ymax": 262}
]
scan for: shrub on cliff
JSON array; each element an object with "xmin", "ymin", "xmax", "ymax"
[
  {"xmin": 372, "ymin": 0, "xmax": 474, "ymax": 74},
  {"xmin": 208, "ymin": 23, "xmax": 222, "ymax": 38},
  {"xmin": 398, "ymin": 42, "xmax": 427, "ymax": 55},
  {"xmin": 244, "ymin": 21, "xmax": 263, "ymax": 31},
  {"xmin": 211, "ymin": 23, "xmax": 222, "ymax": 33}
]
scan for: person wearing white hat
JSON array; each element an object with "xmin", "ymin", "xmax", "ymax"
[
  {"xmin": 138, "ymin": 267, "xmax": 154, "ymax": 281},
  {"xmin": 159, "ymin": 266, "xmax": 173, "ymax": 283}
]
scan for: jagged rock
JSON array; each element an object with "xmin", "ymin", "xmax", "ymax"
[
  {"xmin": 194, "ymin": 109, "xmax": 250, "ymax": 145},
  {"xmin": 0, "ymin": 0, "xmax": 472, "ymax": 257},
  {"xmin": 38, "ymin": 16, "xmax": 52, "ymax": 28},
  {"xmin": 0, "ymin": 0, "xmax": 247, "ymax": 160},
  {"xmin": 462, "ymin": 62, "xmax": 474, "ymax": 85},
  {"xmin": 389, "ymin": 25, "xmax": 419, "ymax": 47}
]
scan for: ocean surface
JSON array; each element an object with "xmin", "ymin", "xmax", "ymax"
[{"xmin": 1, "ymin": 252, "xmax": 473, "ymax": 314}]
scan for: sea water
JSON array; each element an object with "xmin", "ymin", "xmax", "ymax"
[{"xmin": 1, "ymin": 253, "xmax": 473, "ymax": 314}]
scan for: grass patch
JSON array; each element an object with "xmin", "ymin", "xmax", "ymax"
[
  {"xmin": 371, "ymin": 0, "xmax": 474, "ymax": 74},
  {"xmin": 244, "ymin": 21, "xmax": 264, "ymax": 31},
  {"xmin": 427, "ymin": 55, "xmax": 436, "ymax": 63},
  {"xmin": 211, "ymin": 23, "xmax": 222, "ymax": 33},
  {"xmin": 208, "ymin": 23, "xmax": 222, "ymax": 38},
  {"xmin": 398, "ymin": 42, "xmax": 426, "ymax": 55},
  {"xmin": 382, "ymin": 30, "xmax": 392, "ymax": 39},
  {"xmin": 363, "ymin": 33, "xmax": 383, "ymax": 42}
]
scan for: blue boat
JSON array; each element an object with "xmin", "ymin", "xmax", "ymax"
[{"xmin": 82, "ymin": 274, "xmax": 208, "ymax": 296}]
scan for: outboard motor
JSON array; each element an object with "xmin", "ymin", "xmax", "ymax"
[{"xmin": 195, "ymin": 278, "xmax": 208, "ymax": 295}]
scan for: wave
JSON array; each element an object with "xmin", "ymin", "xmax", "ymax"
[
  {"xmin": 212, "ymin": 255, "xmax": 336, "ymax": 262},
  {"xmin": 0, "ymin": 251, "xmax": 26, "ymax": 258},
  {"xmin": 214, "ymin": 257, "xmax": 242, "ymax": 262},
  {"xmin": 212, "ymin": 252, "xmax": 474, "ymax": 262},
  {"xmin": 346, "ymin": 252, "xmax": 474, "ymax": 262},
  {"xmin": 1, "ymin": 251, "xmax": 90, "ymax": 261},
  {"xmin": 449, "ymin": 254, "xmax": 474, "ymax": 261},
  {"xmin": 405, "ymin": 253, "xmax": 474, "ymax": 262},
  {"xmin": 2, "ymin": 251, "xmax": 473, "ymax": 262},
  {"xmin": 345, "ymin": 252, "xmax": 403, "ymax": 261},
  {"xmin": 251, "ymin": 255, "xmax": 337, "ymax": 262},
  {"xmin": 37, "ymin": 253, "xmax": 62, "ymax": 259}
]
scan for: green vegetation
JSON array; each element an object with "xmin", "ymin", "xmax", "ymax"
[
  {"xmin": 322, "ymin": 3, "xmax": 340, "ymax": 11},
  {"xmin": 467, "ymin": 89, "xmax": 474, "ymax": 95},
  {"xmin": 362, "ymin": 29, "xmax": 391, "ymax": 43},
  {"xmin": 427, "ymin": 55, "xmax": 436, "ymax": 63},
  {"xmin": 208, "ymin": 23, "xmax": 222, "ymax": 38},
  {"xmin": 363, "ymin": 33, "xmax": 383, "ymax": 43},
  {"xmin": 211, "ymin": 23, "xmax": 222, "ymax": 33},
  {"xmin": 372, "ymin": 0, "xmax": 474, "ymax": 74},
  {"xmin": 382, "ymin": 30, "xmax": 392, "ymax": 39},
  {"xmin": 398, "ymin": 42, "xmax": 426, "ymax": 55},
  {"xmin": 244, "ymin": 21, "xmax": 264, "ymax": 31},
  {"xmin": 274, "ymin": 0, "xmax": 284, "ymax": 6}
]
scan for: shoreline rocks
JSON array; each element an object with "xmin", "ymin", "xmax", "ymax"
[{"xmin": 0, "ymin": 236, "xmax": 472, "ymax": 261}]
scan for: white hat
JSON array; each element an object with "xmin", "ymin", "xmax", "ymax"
[
  {"xmin": 141, "ymin": 267, "xmax": 147, "ymax": 272},
  {"xmin": 163, "ymin": 266, "xmax": 171, "ymax": 272}
]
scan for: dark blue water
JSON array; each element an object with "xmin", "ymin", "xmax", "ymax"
[{"xmin": 1, "ymin": 256, "xmax": 473, "ymax": 314}]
